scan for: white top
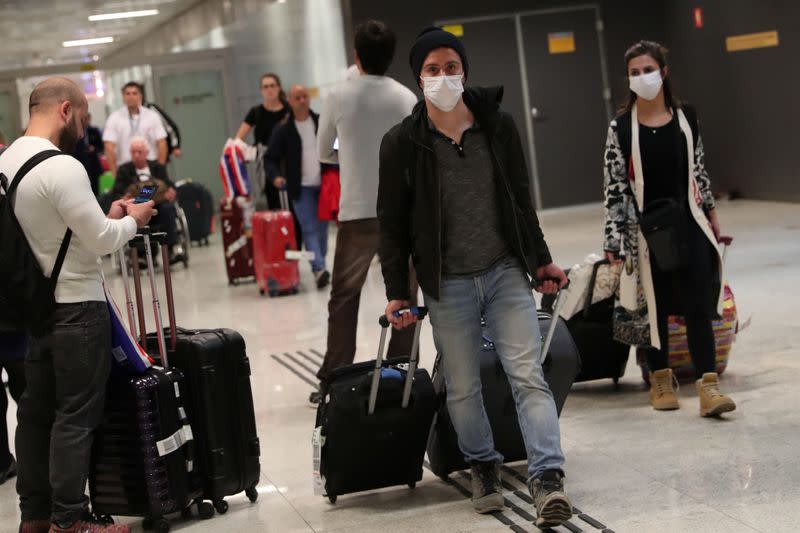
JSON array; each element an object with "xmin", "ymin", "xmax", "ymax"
[
  {"xmin": 317, "ymin": 75, "xmax": 417, "ymax": 221},
  {"xmin": 102, "ymin": 105, "xmax": 167, "ymax": 165},
  {"xmin": 0, "ymin": 137, "xmax": 138, "ymax": 303},
  {"xmin": 295, "ymin": 117, "xmax": 320, "ymax": 187}
]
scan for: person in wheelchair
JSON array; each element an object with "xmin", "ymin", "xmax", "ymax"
[{"xmin": 111, "ymin": 136, "xmax": 186, "ymax": 265}]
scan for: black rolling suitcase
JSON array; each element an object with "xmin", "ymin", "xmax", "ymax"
[
  {"xmin": 90, "ymin": 232, "xmax": 206, "ymax": 533},
  {"xmin": 175, "ymin": 180, "xmax": 213, "ymax": 246},
  {"xmin": 138, "ymin": 232, "xmax": 261, "ymax": 515},
  {"xmin": 426, "ymin": 289, "xmax": 581, "ymax": 480},
  {"xmin": 314, "ymin": 308, "xmax": 436, "ymax": 504},
  {"xmin": 542, "ymin": 259, "xmax": 629, "ymax": 384}
]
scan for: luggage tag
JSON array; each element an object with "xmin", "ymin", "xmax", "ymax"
[
  {"xmin": 312, "ymin": 426, "xmax": 327, "ymax": 496},
  {"xmin": 285, "ymin": 250, "xmax": 315, "ymax": 261}
]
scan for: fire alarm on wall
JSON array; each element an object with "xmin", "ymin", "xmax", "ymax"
[{"xmin": 694, "ymin": 7, "xmax": 704, "ymax": 28}]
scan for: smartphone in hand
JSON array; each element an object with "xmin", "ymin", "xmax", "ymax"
[{"xmin": 133, "ymin": 185, "xmax": 157, "ymax": 204}]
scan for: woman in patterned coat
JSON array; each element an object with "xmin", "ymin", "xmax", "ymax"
[{"xmin": 602, "ymin": 41, "xmax": 736, "ymax": 417}]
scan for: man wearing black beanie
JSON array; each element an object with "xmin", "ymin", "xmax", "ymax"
[{"xmin": 378, "ymin": 27, "xmax": 572, "ymax": 527}]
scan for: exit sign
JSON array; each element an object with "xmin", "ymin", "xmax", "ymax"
[{"xmin": 694, "ymin": 7, "xmax": 703, "ymax": 28}]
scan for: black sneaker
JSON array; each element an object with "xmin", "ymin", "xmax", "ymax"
[
  {"xmin": 308, "ymin": 390, "xmax": 323, "ymax": 408},
  {"xmin": 470, "ymin": 461, "xmax": 504, "ymax": 514},
  {"xmin": 315, "ymin": 270, "xmax": 331, "ymax": 290},
  {"xmin": 528, "ymin": 470, "xmax": 572, "ymax": 528}
]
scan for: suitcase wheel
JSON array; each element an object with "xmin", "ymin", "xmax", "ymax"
[
  {"xmin": 214, "ymin": 499, "xmax": 229, "ymax": 515},
  {"xmin": 197, "ymin": 501, "xmax": 215, "ymax": 520},
  {"xmin": 328, "ymin": 494, "xmax": 337, "ymax": 504},
  {"xmin": 246, "ymin": 486, "xmax": 259, "ymax": 502},
  {"xmin": 408, "ymin": 481, "xmax": 416, "ymax": 489},
  {"xmin": 259, "ymin": 288, "xmax": 265, "ymax": 296}
]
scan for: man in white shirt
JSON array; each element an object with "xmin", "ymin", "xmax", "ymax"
[
  {"xmin": 2, "ymin": 77, "xmax": 154, "ymax": 533},
  {"xmin": 313, "ymin": 20, "xmax": 418, "ymax": 405},
  {"xmin": 102, "ymin": 82, "xmax": 167, "ymax": 176},
  {"xmin": 265, "ymin": 85, "xmax": 330, "ymax": 288}
]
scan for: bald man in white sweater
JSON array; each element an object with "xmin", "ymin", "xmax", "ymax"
[{"xmin": 2, "ymin": 77, "xmax": 154, "ymax": 533}]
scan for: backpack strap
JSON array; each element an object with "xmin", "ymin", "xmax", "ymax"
[{"xmin": 6, "ymin": 149, "xmax": 73, "ymax": 288}]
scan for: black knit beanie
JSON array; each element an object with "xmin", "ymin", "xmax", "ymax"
[{"xmin": 409, "ymin": 26, "xmax": 469, "ymax": 82}]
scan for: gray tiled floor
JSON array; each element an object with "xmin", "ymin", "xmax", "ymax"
[{"xmin": 1, "ymin": 199, "xmax": 797, "ymax": 532}]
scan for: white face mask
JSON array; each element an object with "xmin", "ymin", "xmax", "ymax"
[
  {"xmin": 421, "ymin": 75, "xmax": 464, "ymax": 112},
  {"xmin": 629, "ymin": 70, "xmax": 663, "ymax": 101}
]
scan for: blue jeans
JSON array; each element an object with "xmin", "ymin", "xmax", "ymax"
[
  {"xmin": 424, "ymin": 257, "xmax": 565, "ymax": 479},
  {"xmin": 293, "ymin": 186, "xmax": 329, "ymax": 273}
]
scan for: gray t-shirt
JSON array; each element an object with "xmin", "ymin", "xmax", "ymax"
[{"xmin": 432, "ymin": 122, "xmax": 510, "ymax": 277}]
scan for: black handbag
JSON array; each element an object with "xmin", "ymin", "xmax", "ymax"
[{"xmin": 639, "ymin": 197, "xmax": 689, "ymax": 271}]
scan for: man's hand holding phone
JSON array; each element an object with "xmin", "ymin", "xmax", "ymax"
[{"xmin": 125, "ymin": 199, "xmax": 157, "ymax": 227}]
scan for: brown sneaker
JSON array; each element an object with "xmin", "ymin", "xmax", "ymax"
[
  {"xmin": 18, "ymin": 521, "xmax": 50, "ymax": 533},
  {"xmin": 48, "ymin": 520, "xmax": 130, "ymax": 533},
  {"xmin": 649, "ymin": 368, "xmax": 680, "ymax": 410},
  {"xmin": 697, "ymin": 372, "xmax": 736, "ymax": 417}
]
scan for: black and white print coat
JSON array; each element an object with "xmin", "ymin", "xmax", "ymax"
[{"xmin": 602, "ymin": 103, "xmax": 723, "ymax": 349}]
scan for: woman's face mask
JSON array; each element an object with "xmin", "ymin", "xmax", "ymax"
[
  {"xmin": 629, "ymin": 70, "xmax": 663, "ymax": 101},
  {"xmin": 421, "ymin": 75, "xmax": 464, "ymax": 112}
]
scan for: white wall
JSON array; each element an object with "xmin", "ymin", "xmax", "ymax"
[{"xmin": 105, "ymin": 0, "xmax": 349, "ymax": 127}]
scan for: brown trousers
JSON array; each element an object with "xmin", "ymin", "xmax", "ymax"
[{"xmin": 317, "ymin": 218, "xmax": 418, "ymax": 382}]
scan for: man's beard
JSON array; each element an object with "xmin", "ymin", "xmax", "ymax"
[{"xmin": 57, "ymin": 120, "xmax": 80, "ymax": 152}]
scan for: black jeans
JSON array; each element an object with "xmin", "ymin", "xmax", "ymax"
[
  {"xmin": 645, "ymin": 218, "xmax": 717, "ymax": 378},
  {"xmin": 16, "ymin": 302, "xmax": 111, "ymax": 525}
]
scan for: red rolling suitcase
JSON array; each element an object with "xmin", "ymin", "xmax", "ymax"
[
  {"xmin": 90, "ymin": 231, "xmax": 209, "ymax": 532},
  {"xmin": 220, "ymin": 197, "xmax": 254, "ymax": 285},
  {"xmin": 252, "ymin": 190, "xmax": 300, "ymax": 296}
]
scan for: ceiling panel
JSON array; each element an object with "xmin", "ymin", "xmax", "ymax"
[{"xmin": 0, "ymin": 0, "xmax": 202, "ymax": 71}]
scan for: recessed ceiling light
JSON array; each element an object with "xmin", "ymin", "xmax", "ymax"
[
  {"xmin": 63, "ymin": 37, "xmax": 114, "ymax": 47},
  {"xmin": 88, "ymin": 9, "xmax": 159, "ymax": 21}
]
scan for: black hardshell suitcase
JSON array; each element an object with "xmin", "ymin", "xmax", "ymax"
[
  {"xmin": 90, "ymin": 232, "xmax": 206, "ymax": 532},
  {"xmin": 314, "ymin": 308, "xmax": 436, "ymax": 504},
  {"xmin": 156, "ymin": 328, "xmax": 261, "ymax": 512},
  {"xmin": 541, "ymin": 259, "xmax": 629, "ymax": 384},
  {"xmin": 426, "ymin": 290, "xmax": 581, "ymax": 479},
  {"xmin": 143, "ymin": 231, "xmax": 261, "ymax": 513},
  {"xmin": 175, "ymin": 180, "xmax": 213, "ymax": 246}
]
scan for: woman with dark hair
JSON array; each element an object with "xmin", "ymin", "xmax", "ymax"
[
  {"xmin": 602, "ymin": 40, "xmax": 735, "ymax": 417},
  {"xmin": 236, "ymin": 73, "xmax": 291, "ymax": 210}
]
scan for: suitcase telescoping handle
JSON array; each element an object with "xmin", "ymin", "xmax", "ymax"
[
  {"xmin": 719, "ymin": 235, "xmax": 733, "ymax": 264},
  {"xmin": 118, "ymin": 246, "xmax": 138, "ymax": 339},
  {"xmin": 368, "ymin": 306, "xmax": 429, "ymax": 415},
  {"xmin": 129, "ymin": 227, "xmax": 172, "ymax": 368},
  {"xmin": 535, "ymin": 279, "xmax": 570, "ymax": 365},
  {"xmin": 279, "ymin": 188, "xmax": 290, "ymax": 211}
]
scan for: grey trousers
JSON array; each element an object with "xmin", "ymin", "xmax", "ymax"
[{"xmin": 16, "ymin": 301, "xmax": 111, "ymax": 526}]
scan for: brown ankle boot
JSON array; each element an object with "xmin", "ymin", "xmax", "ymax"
[
  {"xmin": 696, "ymin": 372, "xmax": 736, "ymax": 417},
  {"xmin": 649, "ymin": 368, "xmax": 679, "ymax": 410}
]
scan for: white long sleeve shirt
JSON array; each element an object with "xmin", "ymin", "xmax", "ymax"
[
  {"xmin": 317, "ymin": 75, "xmax": 417, "ymax": 221},
  {"xmin": 0, "ymin": 136, "xmax": 137, "ymax": 303}
]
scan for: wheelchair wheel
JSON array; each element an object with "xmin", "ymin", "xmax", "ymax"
[{"xmin": 174, "ymin": 203, "xmax": 191, "ymax": 267}]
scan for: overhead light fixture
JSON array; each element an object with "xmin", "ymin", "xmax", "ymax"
[
  {"xmin": 88, "ymin": 9, "xmax": 159, "ymax": 21},
  {"xmin": 63, "ymin": 37, "xmax": 114, "ymax": 47}
]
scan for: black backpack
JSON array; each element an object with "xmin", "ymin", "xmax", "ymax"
[{"xmin": 0, "ymin": 149, "xmax": 72, "ymax": 335}]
